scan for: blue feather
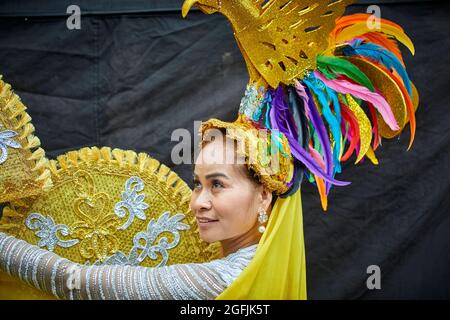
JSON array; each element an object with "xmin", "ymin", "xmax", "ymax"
[
  {"xmin": 324, "ymin": 86, "xmax": 342, "ymax": 175},
  {"xmin": 343, "ymin": 40, "xmax": 413, "ymax": 98},
  {"xmin": 264, "ymin": 92, "xmax": 272, "ymax": 130},
  {"xmin": 303, "ymin": 75, "xmax": 343, "ymax": 195}
]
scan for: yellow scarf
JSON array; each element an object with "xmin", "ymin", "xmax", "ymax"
[{"xmin": 217, "ymin": 188, "xmax": 307, "ymax": 299}]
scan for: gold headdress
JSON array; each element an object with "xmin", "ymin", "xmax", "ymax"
[
  {"xmin": 201, "ymin": 116, "xmax": 294, "ymax": 194},
  {"xmin": 183, "ymin": 0, "xmax": 419, "ymax": 210},
  {"xmin": 181, "ymin": 0, "xmax": 418, "ymax": 300}
]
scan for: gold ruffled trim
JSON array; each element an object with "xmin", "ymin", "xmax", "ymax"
[
  {"xmin": 200, "ymin": 116, "xmax": 294, "ymax": 195},
  {"xmin": 0, "ymin": 76, "xmax": 53, "ymax": 202},
  {"xmin": 47, "ymin": 146, "xmax": 193, "ymax": 207}
]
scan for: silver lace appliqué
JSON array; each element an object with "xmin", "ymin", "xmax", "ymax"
[
  {"xmin": 93, "ymin": 212, "xmax": 190, "ymax": 267},
  {"xmin": 0, "ymin": 126, "xmax": 21, "ymax": 164},
  {"xmin": 25, "ymin": 213, "xmax": 79, "ymax": 251},
  {"xmin": 129, "ymin": 211, "xmax": 190, "ymax": 266},
  {"xmin": 114, "ymin": 176, "xmax": 150, "ymax": 230}
]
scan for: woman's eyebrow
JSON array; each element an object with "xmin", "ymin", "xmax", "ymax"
[
  {"xmin": 193, "ymin": 172, "xmax": 230, "ymax": 180},
  {"xmin": 206, "ymin": 173, "xmax": 230, "ymax": 180}
]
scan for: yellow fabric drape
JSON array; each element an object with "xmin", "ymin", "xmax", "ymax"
[{"xmin": 217, "ymin": 188, "xmax": 307, "ymax": 299}]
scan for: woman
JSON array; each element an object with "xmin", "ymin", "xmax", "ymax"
[
  {"xmin": 0, "ymin": 126, "xmax": 307, "ymax": 300},
  {"xmin": 0, "ymin": 2, "xmax": 416, "ymax": 300}
]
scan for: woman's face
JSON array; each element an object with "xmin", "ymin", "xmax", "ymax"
[{"xmin": 190, "ymin": 135, "xmax": 270, "ymax": 244}]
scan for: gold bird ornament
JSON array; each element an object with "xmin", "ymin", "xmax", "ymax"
[{"xmin": 182, "ymin": 0, "xmax": 354, "ymax": 88}]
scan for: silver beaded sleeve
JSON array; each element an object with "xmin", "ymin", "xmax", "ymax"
[{"xmin": 0, "ymin": 233, "xmax": 256, "ymax": 300}]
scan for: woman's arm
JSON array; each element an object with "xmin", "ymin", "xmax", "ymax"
[{"xmin": 0, "ymin": 232, "xmax": 229, "ymax": 300}]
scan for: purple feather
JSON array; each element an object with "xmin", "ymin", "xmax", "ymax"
[
  {"xmin": 269, "ymin": 87, "xmax": 298, "ymax": 186},
  {"xmin": 269, "ymin": 82, "xmax": 351, "ymax": 187},
  {"xmin": 270, "ymin": 87, "xmax": 298, "ymax": 142},
  {"xmin": 294, "ymin": 81, "xmax": 351, "ymax": 186}
]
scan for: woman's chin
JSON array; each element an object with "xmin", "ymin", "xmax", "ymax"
[
  {"xmin": 199, "ymin": 231, "xmax": 217, "ymax": 244},
  {"xmin": 197, "ymin": 222, "xmax": 221, "ymax": 243}
]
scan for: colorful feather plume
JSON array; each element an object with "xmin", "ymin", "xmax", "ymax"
[{"xmin": 249, "ymin": 13, "xmax": 418, "ymax": 210}]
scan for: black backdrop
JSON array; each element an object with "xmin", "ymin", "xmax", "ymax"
[{"xmin": 0, "ymin": 0, "xmax": 449, "ymax": 299}]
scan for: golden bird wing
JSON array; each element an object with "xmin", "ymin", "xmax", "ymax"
[{"xmin": 234, "ymin": 0, "xmax": 355, "ymax": 87}]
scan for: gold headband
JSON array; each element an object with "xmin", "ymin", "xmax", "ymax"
[{"xmin": 200, "ymin": 115, "xmax": 294, "ymax": 194}]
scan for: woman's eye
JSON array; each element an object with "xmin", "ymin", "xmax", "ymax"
[
  {"xmin": 212, "ymin": 180, "xmax": 224, "ymax": 189},
  {"xmin": 193, "ymin": 180, "xmax": 201, "ymax": 189}
]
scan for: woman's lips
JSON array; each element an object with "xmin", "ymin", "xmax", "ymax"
[{"xmin": 196, "ymin": 217, "xmax": 219, "ymax": 226}]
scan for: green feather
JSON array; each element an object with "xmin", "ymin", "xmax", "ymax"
[
  {"xmin": 317, "ymin": 55, "xmax": 375, "ymax": 92},
  {"xmin": 317, "ymin": 63, "xmax": 335, "ymax": 80}
]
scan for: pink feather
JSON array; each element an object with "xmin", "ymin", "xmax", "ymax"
[
  {"xmin": 314, "ymin": 71, "xmax": 399, "ymax": 131},
  {"xmin": 309, "ymin": 145, "xmax": 326, "ymax": 170},
  {"xmin": 294, "ymin": 80, "xmax": 310, "ymax": 118}
]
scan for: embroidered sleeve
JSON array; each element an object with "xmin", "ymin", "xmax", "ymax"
[{"xmin": 0, "ymin": 233, "xmax": 252, "ymax": 300}]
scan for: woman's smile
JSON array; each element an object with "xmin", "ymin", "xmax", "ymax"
[{"xmin": 196, "ymin": 216, "xmax": 219, "ymax": 227}]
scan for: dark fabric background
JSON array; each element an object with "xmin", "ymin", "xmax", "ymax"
[{"xmin": 0, "ymin": 1, "xmax": 449, "ymax": 299}]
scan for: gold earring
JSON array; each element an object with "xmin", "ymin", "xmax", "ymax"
[{"xmin": 258, "ymin": 207, "xmax": 268, "ymax": 233}]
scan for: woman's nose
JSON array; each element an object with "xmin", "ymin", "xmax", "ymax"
[{"xmin": 192, "ymin": 191, "xmax": 212, "ymax": 211}]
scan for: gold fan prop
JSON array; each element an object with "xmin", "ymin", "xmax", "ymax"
[{"xmin": 0, "ymin": 78, "xmax": 220, "ymax": 299}]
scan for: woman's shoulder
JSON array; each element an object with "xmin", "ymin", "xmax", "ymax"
[{"xmin": 202, "ymin": 244, "xmax": 257, "ymax": 286}]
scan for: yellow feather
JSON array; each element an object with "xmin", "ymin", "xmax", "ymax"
[
  {"xmin": 346, "ymin": 94, "xmax": 373, "ymax": 164},
  {"xmin": 365, "ymin": 146, "xmax": 379, "ymax": 165},
  {"xmin": 335, "ymin": 22, "xmax": 415, "ymax": 55}
]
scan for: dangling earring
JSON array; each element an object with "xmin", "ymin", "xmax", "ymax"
[{"xmin": 258, "ymin": 207, "xmax": 268, "ymax": 233}]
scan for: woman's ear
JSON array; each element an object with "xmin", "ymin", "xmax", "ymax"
[{"xmin": 259, "ymin": 187, "xmax": 273, "ymax": 213}]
